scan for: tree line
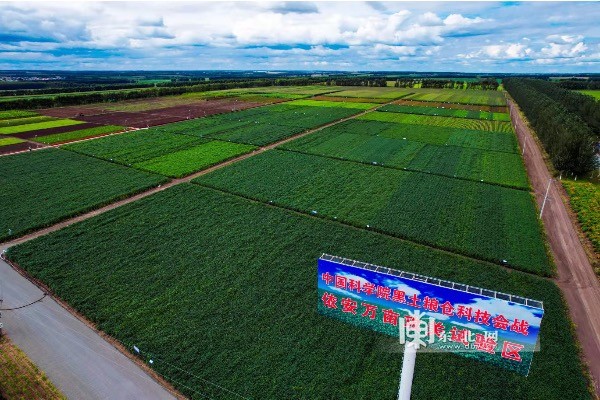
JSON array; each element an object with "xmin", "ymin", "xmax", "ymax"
[{"xmin": 504, "ymin": 78, "xmax": 598, "ymax": 175}]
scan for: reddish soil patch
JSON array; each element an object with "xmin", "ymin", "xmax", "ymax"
[
  {"xmin": 39, "ymin": 106, "xmax": 108, "ymax": 118},
  {"xmin": 9, "ymin": 122, "xmax": 100, "ymax": 139},
  {"xmin": 75, "ymin": 99, "xmax": 263, "ymax": 128},
  {"xmin": 0, "ymin": 141, "xmax": 45, "ymax": 155},
  {"xmin": 393, "ymin": 99, "xmax": 508, "ymax": 113}
]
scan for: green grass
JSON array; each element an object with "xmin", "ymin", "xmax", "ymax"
[
  {"xmin": 134, "ymin": 141, "xmax": 256, "ymax": 178},
  {"xmin": 0, "ymin": 137, "xmax": 25, "ymax": 147},
  {"xmin": 6, "ymin": 183, "xmax": 590, "ymax": 399},
  {"xmin": 563, "ymin": 179, "xmax": 600, "ymax": 254},
  {"xmin": 0, "ymin": 119, "xmax": 83, "ymax": 135},
  {"xmin": 195, "ymin": 150, "xmax": 551, "ymax": 276},
  {"xmin": 404, "ymin": 89, "xmax": 506, "ymax": 106},
  {"xmin": 379, "ymin": 104, "xmax": 511, "ymax": 121},
  {"xmin": 280, "ymin": 122, "xmax": 528, "ymax": 189},
  {"xmin": 0, "ymin": 115, "xmax": 56, "ymax": 128},
  {"xmin": 577, "ymin": 90, "xmax": 600, "ymax": 100},
  {"xmin": 0, "ymin": 148, "xmax": 167, "ymax": 242},
  {"xmin": 64, "ymin": 129, "xmax": 205, "ymax": 165},
  {"xmin": 35, "ymin": 125, "xmax": 124, "ymax": 144},
  {"xmin": 0, "ymin": 110, "xmax": 39, "ymax": 120},
  {"xmin": 360, "ymin": 111, "xmax": 514, "ymax": 133}
]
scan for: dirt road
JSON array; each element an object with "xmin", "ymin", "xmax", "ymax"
[{"xmin": 508, "ymin": 98, "xmax": 600, "ymax": 395}]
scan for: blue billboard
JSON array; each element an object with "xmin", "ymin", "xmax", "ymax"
[{"xmin": 317, "ymin": 254, "xmax": 544, "ymax": 376}]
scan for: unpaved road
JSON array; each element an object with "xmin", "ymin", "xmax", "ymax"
[
  {"xmin": 0, "ymin": 246, "xmax": 177, "ymax": 400},
  {"xmin": 508, "ymin": 98, "xmax": 600, "ymax": 395}
]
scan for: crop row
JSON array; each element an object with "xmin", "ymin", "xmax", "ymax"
[
  {"xmin": 360, "ymin": 111, "xmax": 514, "ymax": 133},
  {"xmin": 404, "ymin": 89, "xmax": 506, "ymax": 106},
  {"xmin": 280, "ymin": 122, "xmax": 528, "ymax": 189},
  {"xmin": 378, "ymin": 104, "xmax": 511, "ymax": 121},
  {"xmin": 6, "ymin": 183, "xmax": 589, "ymax": 399},
  {"xmin": 0, "ymin": 148, "xmax": 166, "ymax": 242},
  {"xmin": 35, "ymin": 125, "xmax": 124, "ymax": 144},
  {"xmin": 195, "ymin": 150, "xmax": 550, "ymax": 275},
  {"xmin": 0, "ymin": 137, "xmax": 25, "ymax": 147},
  {"xmin": 563, "ymin": 179, "xmax": 600, "ymax": 254},
  {"xmin": 0, "ymin": 110, "xmax": 39, "ymax": 120},
  {"xmin": 0, "ymin": 118, "xmax": 84, "ymax": 135}
]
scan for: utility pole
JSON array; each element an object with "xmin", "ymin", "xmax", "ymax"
[{"xmin": 539, "ymin": 178, "xmax": 552, "ymax": 218}]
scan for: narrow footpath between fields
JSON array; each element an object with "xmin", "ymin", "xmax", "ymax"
[{"xmin": 508, "ymin": 98, "xmax": 600, "ymax": 396}]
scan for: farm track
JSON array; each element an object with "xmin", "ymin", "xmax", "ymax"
[{"xmin": 508, "ymin": 97, "xmax": 600, "ymax": 396}]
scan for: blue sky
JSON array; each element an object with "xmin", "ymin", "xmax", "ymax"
[{"xmin": 0, "ymin": 1, "xmax": 598, "ymax": 72}]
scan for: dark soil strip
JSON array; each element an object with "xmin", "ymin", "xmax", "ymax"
[
  {"xmin": 38, "ymin": 106, "xmax": 109, "ymax": 118},
  {"xmin": 0, "ymin": 142, "xmax": 45, "ymax": 155},
  {"xmin": 9, "ymin": 123, "xmax": 101, "ymax": 139}
]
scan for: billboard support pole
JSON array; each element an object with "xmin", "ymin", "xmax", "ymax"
[{"xmin": 398, "ymin": 341, "xmax": 417, "ymax": 400}]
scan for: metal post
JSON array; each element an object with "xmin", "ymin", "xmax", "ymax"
[
  {"xmin": 398, "ymin": 341, "xmax": 417, "ymax": 400},
  {"xmin": 539, "ymin": 178, "xmax": 552, "ymax": 218}
]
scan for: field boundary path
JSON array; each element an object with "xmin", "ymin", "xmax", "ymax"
[
  {"xmin": 0, "ymin": 99, "xmax": 391, "ymax": 399},
  {"xmin": 508, "ymin": 97, "xmax": 600, "ymax": 396},
  {"xmin": 0, "ymin": 246, "xmax": 179, "ymax": 400}
]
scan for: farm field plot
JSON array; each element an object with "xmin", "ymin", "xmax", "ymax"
[
  {"xmin": 64, "ymin": 128, "xmax": 205, "ymax": 165},
  {"xmin": 379, "ymin": 104, "xmax": 511, "ymax": 121},
  {"xmin": 312, "ymin": 95, "xmax": 390, "ymax": 104},
  {"xmin": 283, "ymin": 119, "xmax": 517, "ymax": 153},
  {"xmin": 0, "ymin": 118, "xmax": 83, "ymax": 135},
  {"xmin": 0, "ymin": 148, "xmax": 166, "ymax": 242},
  {"xmin": 195, "ymin": 150, "xmax": 550, "ymax": 275},
  {"xmin": 393, "ymin": 99, "xmax": 508, "ymax": 113},
  {"xmin": 33, "ymin": 124, "xmax": 124, "ymax": 144},
  {"xmin": 286, "ymin": 99, "xmax": 378, "ymax": 109},
  {"xmin": 320, "ymin": 86, "xmax": 412, "ymax": 99},
  {"xmin": 0, "ymin": 137, "xmax": 25, "ymax": 147},
  {"xmin": 578, "ymin": 90, "xmax": 600, "ymax": 100},
  {"xmin": 6, "ymin": 184, "xmax": 589, "ymax": 399},
  {"xmin": 361, "ymin": 110, "xmax": 514, "ymax": 133},
  {"xmin": 134, "ymin": 141, "xmax": 256, "ymax": 178},
  {"xmin": 0, "ymin": 110, "xmax": 39, "ymax": 120},
  {"xmin": 404, "ymin": 89, "xmax": 506, "ymax": 106},
  {"xmin": 174, "ymin": 102, "xmax": 368, "ymax": 146},
  {"xmin": 0, "ymin": 115, "xmax": 55, "ymax": 128},
  {"xmin": 280, "ymin": 122, "xmax": 527, "ymax": 188}
]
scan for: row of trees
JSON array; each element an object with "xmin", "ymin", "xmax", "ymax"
[
  {"xmin": 504, "ymin": 78, "xmax": 598, "ymax": 175},
  {"xmin": 522, "ymin": 78, "xmax": 600, "ymax": 135},
  {"xmin": 557, "ymin": 79, "xmax": 600, "ymax": 91},
  {"xmin": 0, "ymin": 78, "xmax": 328, "ymax": 111}
]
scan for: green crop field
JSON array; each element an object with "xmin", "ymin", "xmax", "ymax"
[
  {"xmin": 170, "ymin": 103, "xmax": 367, "ymax": 146},
  {"xmin": 577, "ymin": 90, "xmax": 600, "ymax": 100},
  {"xmin": 286, "ymin": 99, "xmax": 378, "ymax": 109},
  {"xmin": 0, "ymin": 115, "xmax": 56, "ymax": 128},
  {"xmin": 6, "ymin": 184, "xmax": 589, "ymax": 399},
  {"xmin": 35, "ymin": 125, "xmax": 124, "ymax": 144},
  {"xmin": 283, "ymin": 119, "xmax": 517, "ymax": 153},
  {"xmin": 322, "ymin": 87, "xmax": 413, "ymax": 99},
  {"xmin": 0, "ymin": 119, "xmax": 84, "ymax": 135},
  {"xmin": 195, "ymin": 150, "xmax": 550, "ymax": 275},
  {"xmin": 404, "ymin": 89, "xmax": 506, "ymax": 106},
  {"xmin": 64, "ymin": 129, "xmax": 205, "ymax": 165},
  {"xmin": 0, "ymin": 137, "xmax": 25, "ymax": 147},
  {"xmin": 360, "ymin": 111, "xmax": 514, "ymax": 133},
  {"xmin": 0, "ymin": 148, "xmax": 166, "ymax": 242},
  {"xmin": 379, "ymin": 104, "xmax": 511, "ymax": 121},
  {"xmin": 563, "ymin": 179, "xmax": 600, "ymax": 254},
  {"xmin": 280, "ymin": 122, "xmax": 528, "ymax": 189},
  {"xmin": 0, "ymin": 110, "xmax": 39, "ymax": 120},
  {"xmin": 134, "ymin": 141, "xmax": 256, "ymax": 178}
]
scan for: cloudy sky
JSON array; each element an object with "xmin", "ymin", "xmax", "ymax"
[{"xmin": 0, "ymin": 1, "xmax": 598, "ymax": 72}]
